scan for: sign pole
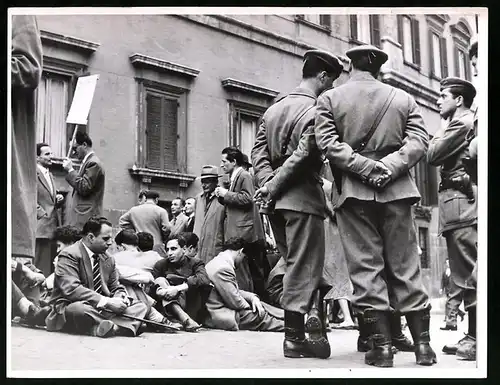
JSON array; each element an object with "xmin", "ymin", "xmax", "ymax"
[{"xmin": 66, "ymin": 124, "xmax": 79, "ymax": 158}]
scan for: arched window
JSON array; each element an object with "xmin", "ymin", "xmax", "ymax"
[
  {"xmin": 450, "ymin": 20, "xmax": 473, "ymax": 80},
  {"xmin": 426, "ymin": 14, "xmax": 450, "ymax": 80}
]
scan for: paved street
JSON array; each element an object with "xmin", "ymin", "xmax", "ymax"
[{"xmin": 9, "ymin": 302, "xmax": 479, "ymax": 375}]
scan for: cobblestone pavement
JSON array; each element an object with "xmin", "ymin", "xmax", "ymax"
[{"xmin": 9, "ymin": 304, "xmax": 479, "ymax": 376}]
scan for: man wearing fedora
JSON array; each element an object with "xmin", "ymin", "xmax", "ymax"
[
  {"xmin": 193, "ymin": 165, "xmax": 225, "ymax": 265},
  {"xmin": 314, "ymin": 44, "xmax": 434, "ymax": 367},
  {"xmin": 252, "ymin": 49, "xmax": 344, "ymax": 359},
  {"xmin": 428, "ymin": 77, "xmax": 478, "ymax": 361}
]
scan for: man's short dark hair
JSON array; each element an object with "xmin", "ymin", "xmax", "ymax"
[
  {"xmin": 351, "ymin": 56, "xmax": 381, "ymax": 77},
  {"xmin": 115, "ymin": 229, "xmax": 139, "ymax": 246},
  {"xmin": 222, "ymin": 147, "xmax": 244, "ymax": 166},
  {"xmin": 166, "ymin": 234, "xmax": 187, "ymax": 248},
  {"xmin": 449, "ymin": 90, "xmax": 474, "ymax": 109},
  {"xmin": 144, "ymin": 190, "xmax": 160, "ymax": 200},
  {"xmin": 173, "ymin": 197, "xmax": 186, "ymax": 207},
  {"xmin": 138, "ymin": 190, "xmax": 147, "ymax": 200},
  {"xmin": 81, "ymin": 216, "xmax": 112, "ymax": 236},
  {"xmin": 178, "ymin": 232, "xmax": 199, "ymax": 249},
  {"xmin": 223, "ymin": 237, "xmax": 263, "ymax": 258},
  {"xmin": 137, "ymin": 232, "xmax": 154, "ymax": 251},
  {"xmin": 54, "ymin": 225, "xmax": 82, "ymax": 244},
  {"xmin": 469, "ymin": 41, "xmax": 478, "ymax": 60},
  {"xmin": 36, "ymin": 143, "xmax": 49, "ymax": 156},
  {"xmin": 74, "ymin": 131, "xmax": 93, "ymax": 147},
  {"xmin": 302, "ymin": 56, "xmax": 340, "ymax": 79}
]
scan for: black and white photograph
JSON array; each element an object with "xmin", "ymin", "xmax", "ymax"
[{"xmin": 7, "ymin": 7, "xmax": 487, "ymax": 378}]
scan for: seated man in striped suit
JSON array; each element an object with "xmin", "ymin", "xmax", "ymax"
[{"xmin": 46, "ymin": 216, "xmax": 148, "ymax": 338}]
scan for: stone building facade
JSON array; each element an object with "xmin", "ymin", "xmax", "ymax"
[{"xmin": 33, "ymin": 12, "xmax": 477, "ymax": 296}]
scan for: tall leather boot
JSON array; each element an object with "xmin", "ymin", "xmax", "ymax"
[
  {"xmin": 305, "ymin": 288, "xmax": 331, "ymax": 359},
  {"xmin": 405, "ymin": 305, "xmax": 437, "ymax": 366},
  {"xmin": 362, "ymin": 309, "xmax": 394, "ymax": 367},
  {"xmin": 357, "ymin": 314, "xmax": 371, "ymax": 352},
  {"xmin": 390, "ymin": 312, "xmax": 414, "ymax": 352},
  {"xmin": 284, "ymin": 310, "xmax": 312, "ymax": 358},
  {"xmin": 456, "ymin": 306, "xmax": 476, "ymax": 360}
]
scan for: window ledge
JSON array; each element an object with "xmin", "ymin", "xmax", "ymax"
[
  {"xmin": 129, "ymin": 167, "xmax": 197, "ymax": 188},
  {"xmin": 221, "ymin": 78, "xmax": 279, "ymax": 99},
  {"xmin": 295, "ymin": 17, "xmax": 331, "ymax": 34},
  {"xmin": 130, "ymin": 53, "xmax": 200, "ymax": 78},
  {"xmin": 349, "ymin": 38, "xmax": 369, "ymax": 46},
  {"xmin": 403, "ymin": 60, "xmax": 421, "ymax": 72},
  {"xmin": 40, "ymin": 30, "xmax": 100, "ymax": 55}
]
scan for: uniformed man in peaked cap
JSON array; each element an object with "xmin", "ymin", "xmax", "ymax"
[
  {"xmin": 252, "ymin": 49, "xmax": 343, "ymax": 359},
  {"xmin": 315, "ymin": 44, "xmax": 436, "ymax": 367},
  {"xmin": 428, "ymin": 77, "xmax": 478, "ymax": 361}
]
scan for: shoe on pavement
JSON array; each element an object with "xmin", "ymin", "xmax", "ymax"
[
  {"xmin": 456, "ymin": 335, "xmax": 476, "ymax": 361},
  {"xmin": 440, "ymin": 324, "xmax": 458, "ymax": 331},
  {"xmin": 24, "ymin": 305, "xmax": 51, "ymax": 327},
  {"xmin": 183, "ymin": 318, "xmax": 201, "ymax": 332},
  {"xmin": 90, "ymin": 320, "xmax": 116, "ymax": 338},
  {"xmin": 442, "ymin": 333, "xmax": 474, "ymax": 355}
]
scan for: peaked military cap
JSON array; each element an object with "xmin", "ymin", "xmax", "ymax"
[
  {"xmin": 440, "ymin": 77, "xmax": 477, "ymax": 100},
  {"xmin": 346, "ymin": 44, "xmax": 388, "ymax": 66},
  {"xmin": 200, "ymin": 165, "xmax": 219, "ymax": 180},
  {"xmin": 303, "ymin": 49, "xmax": 344, "ymax": 74}
]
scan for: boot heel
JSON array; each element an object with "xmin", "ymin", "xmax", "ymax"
[{"xmin": 365, "ymin": 356, "xmax": 394, "ymax": 367}]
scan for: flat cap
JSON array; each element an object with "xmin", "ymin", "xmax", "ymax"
[
  {"xmin": 440, "ymin": 77, "xmax": 476, "ymax": 100},
  {"xmin": 304, "ymin": 49, "xmax": 344, "ymax": 74},
  {"xmin": 346, "ymin": 44, "xmax": 388, "ymax": 66},
  {"xmin": 200, "ymin": 165, "xmax": 219, "ymax": 180}
]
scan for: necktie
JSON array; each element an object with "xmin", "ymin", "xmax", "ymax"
[{"xmin": 92, "ymin": 255, "xmax": 103, "ymax": 294}]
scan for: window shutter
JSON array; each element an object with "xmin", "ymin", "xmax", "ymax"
[
  {"xmin": 145, "ymin": 93, "xmax": 162, "ymax": 169},
  {"xmin": 464, "ymin": 52, "xmax": 471, "ymax": 80},
  {"xmin": 162, "ymin": 97, "xmax": 178, "ymax": 171},
  {"xmin": 320, "ymin": 15, "xmax": 331, "ymax": 29},
  {"xmin": 440, "ymin": 36, "xmax": 448, "ymax": 78},
  {"xmin": 370, "ymin": 15, "xmax": 381, "ymax": 48},
  {"xmin": 428, "ymin": 30, "xmax": 435, "ymax": 77},
  {"xmin": 397, "ymin": 15, "xmax": 404, "ymax": 44},
  {"xmin": 454, "ymin": 46, "xmax": 460, "ymax": 77},
  {"xmin": 412, "ymin": 19, "xmax": 421, "ymax": 66},
  {"xmin": 350, "ymin": 15, "xmax": 358, "ymax": 40}
]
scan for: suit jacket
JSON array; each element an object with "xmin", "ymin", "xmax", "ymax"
[
  {"xmin": 65, "ymin": 153, "xmax": 105, "ymax": 229},
  {"xmin": 219, "ymin": 168, "xmax": 265, "ymax": 242},
  {"xmin": 427, "ymin": 109, "xmax": 477, "ymax": 234},
  {"xmin": 36, "ymin": 166, "xmax": 59, "ymax": 239},
  {"xmin": 314, "ymin": 71, "xmax": 428, "ymax": 209},
  {"xmin": 204, "ymin": 251, "xmax": 256, "ymax": 331},
  {"xmin": 251, "ymin": 87, "xmax": 326, "ymax": 218},
  {"xmin": 193, "ymin": 191, "xmax": 225, "ymax": 264},
  {"xmin": 170, "ymin": 212, "xmax": 189, "ymax": 237},
  {"xmin": 46, "ymin": 240, "xmax": 127, "ymax": 331},
  {"xmin": 185, "ymin": 215, "xmax": 195, "ymax": 233},
  {"xmin": 119, "ymin": 203, "xmax": 171, "ymax": 245}
]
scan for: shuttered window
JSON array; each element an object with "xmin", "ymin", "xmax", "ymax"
[
  {"xmin": 319, "ymin": 15, "xmax": 331, "ymax": 29},
  {"xmin": 145, "ymin": 92, "xmax": 179, "ymax": 171},
  {"xmin": 350, "ymin": 15, "xmax": 358, "ymax": 40},
  {"xmin": 369, "ymin": 15, "xmax": 381, "ymax": 48},
  {"xmin": 429, "ymin": 32, "xmax": 449, "ymax": 79},
  {"xmin": 398, "ymin": 15, "xmax": 421, "ymax": 67},
  {"xmin": 229, "ymin": 103, "xmax": 265, "ymax": 160}
]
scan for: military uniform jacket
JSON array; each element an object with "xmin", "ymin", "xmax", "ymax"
[
  {"xmin": 427, "ymin": 109, "xmax": 477, "ymax": 234},
  {"xmin": 315, "ymin": 71, "xmax": 428, "ymax": 209},
  {"xmin": 251, "ymin": 87, "xmax": 326, "ymax": 218}
]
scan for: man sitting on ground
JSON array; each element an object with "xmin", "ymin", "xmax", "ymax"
[
  {"xmin": 113, "ymin": 230, "xmax": 180, "ymax": 332},
  {"xmin": 151, "ymin": 234, "xmax": 212, "ymax": 332},
  {"xmin": 204, "ymin": 237, "xmax": 284, "ymax": 332},
  {"xmin": 46, "ymin": 216, "xmax": 148, "ymax": 338}
]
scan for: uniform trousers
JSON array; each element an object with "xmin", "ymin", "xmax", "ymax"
[
  {"xmin": 445, "ymin": 278, "xmax": 464, "ymax": 324},
  {"xmin": 336, "ymin": 198, "xmax": 429, "ymax": 314},
  {"xmin": 267, "ymin": 209, "xmax": 325, "ymax": 314},
  {"xmin": 35, "ymin": 238, "xmax": 57, "ymax": 277},
  {"xmin": 444, "ymin": 226, "xmax": 477, "ymax": 310},
  {"xmin": 62, "ymin": 300, "xmax": 148, "ymax": 336}
]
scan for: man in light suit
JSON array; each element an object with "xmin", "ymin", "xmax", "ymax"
[
  {"xmin": 428, "ymin": 77, "xmax": 477, "ymax": 361},
  {"xmin": 216, "ymin": 147, "xmax": 265, "ymax": 292},
  {"xmin": 204, "ymin": 237, "xmax": 284, "ymax": 332},
  {"xmin": 252, "ymin": 50, "xmax": 344, "ymax": 359},
  {"xmin": 62, "ymin": 131, "xmax": 105, "ymax": 230},
  {"xmin": 169, "ymin": 197, "xmax": 189, "ymax": 237},
  {"xmin": 119, "ymin": 190, "xmax": 171, "ymax": 246},
  {"xmin": 46, "ymin": 216, "xmax": 148, "ymax": 337},
  {"xmin": 314, "ymin": 45, "xmax": 434, "ymax": 367},
  {"xmin": 36, "ymin": 143, "xmax": 64, "ymax": 276}
]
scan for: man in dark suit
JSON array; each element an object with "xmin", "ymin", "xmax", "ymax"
[
  {"xmin": 252, "ymin": 50, "xmax": 343, "ymax": 359},
  {"xmin": 216, "ymin": 146, "xmax": 265, "ymax": 293},
  {"xmin": 314, "ymin": 44, "xmax": 434, "ymax": 367},
  {"xmin": 36, "ymin": 143, "xmax": 64, "ymax": 276},
  {"xmin": 428, "ymin": 77, "xmax": 477, "ymax": 361},
  {"xmin": 184, "ymin": 197, "xmax": 196, "ymax": 233},
  {"xmin": 170, "ymin": 197, "xmax": 189, "ymax": 237},
  {"xmin": 46, "ymin": 216, "xmax": 148, "ymax": 338},
  {"xmin": 62, "ymin": 131, "xmax": 105, "ymax": 230}
]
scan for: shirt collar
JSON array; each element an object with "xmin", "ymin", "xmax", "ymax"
[
  {"xmin": 82, "ymin": 241, "xmax": 95, "ymax": 260},
  {"xmin": 230, "ymin": 166, "xmax": 243, "ymax": 184},
  {"xmin": 37, "ymin": 164, "xmax": 48, "ymax": 173},
  {"xmin": 81, "ymin": 151, "xmax": 95, "ymax": 166}
]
